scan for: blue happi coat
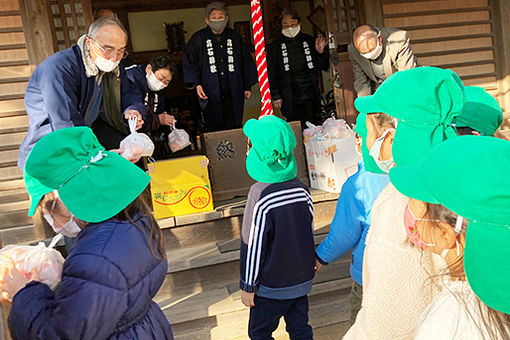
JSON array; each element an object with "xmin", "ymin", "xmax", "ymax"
[
  {"xmin": 183, "ymin": 27, "xmax": 257, "ymax": 129},
  {"xmin": 8, "ymin": 216, "xmax": 173, "ymax": 340},
  {"xmin": 18, "ymin": 44, "xmax": 138, "ymax": 168}
]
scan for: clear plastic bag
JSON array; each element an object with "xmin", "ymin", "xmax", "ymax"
[
  {"xmin": 167, "ymin": 123, "xmax": 191, "ymax": 153},
  {"xmin": 321, "ymin": 118, "xmax": 353, "ymax": 140},
  {"xmin": 0, "ymin": 234, "xmax": 65, "ymax": 300},
  {"xmin": 120, "ymin": 116, "xmax": 155, "ymax": 160},
  {"xmin": 303, "ymin": 122, "xmax": 323, "ymax": 143}
]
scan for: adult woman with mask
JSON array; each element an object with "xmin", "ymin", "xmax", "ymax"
[
  {"xmin": 126, "ymin": 55, "xmax": 177, "ymax": 132},
  {"xmin": 1, "ymin": 127, "xmax": 174, "ymax": 339},
  {"xmin": 183, "ymin": 1, "xmax": 257, "ymax": 132},
  {"xmin": 315, "ymin": 111, "xmax": 389, "ymax": 325},
  {"xmin": 267, "ymin": 8, "xmax": 329, "ymax": 126},
  {"xmin": 390, "ymin": 136, "xmax": 510, "ymax": 339}
]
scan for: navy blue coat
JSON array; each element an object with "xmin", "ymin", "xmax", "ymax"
[
  {"xmin": 18, "ymin": 45, "xmax": 138, "ymax": 168},
  {"xmin": 183, "ymin": 27, "xmax": 257, "ymax": 129},
  {"xmin": 125, "ymin": 64, "xmax": 166, "ymax": 131},
  {"xmin": 8, "ymin": 216, "xmax": 173, "ymax": 340},
  {"xmin": 267, "ymin": 33, "xmax": 329, "ymax": 121}
]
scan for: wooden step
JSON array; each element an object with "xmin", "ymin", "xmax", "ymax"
[
  {"xmin": 0, "ymin": 164, "xmax": 22, "ymax": 181},
  {"xmin": 0, "ymin": 209, "xmax": 32, "ymax": 228},
  {"xmin": 166, "ymin": 277, "xmax": 352, "ymax": 340},
  {"xmin": 0, "ymin": 64, "xmax": 30, "ymax": 79},
  {"xmin": 0, "ymin": 130, "xmax": 25, "ymax": 151},
  {"xmin": 0, "ymin": 149, "xmax": 18, "ymax": 167},
  {"xmin": 0, "ymin": 81, "xmax": 27, "ymax": 97},
  {"xmin": 0, "ymin": 178, "xmax": 24, "ymax": 192}
]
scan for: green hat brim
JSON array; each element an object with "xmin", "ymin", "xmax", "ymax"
[
  {"xmin": 389, "ymin": 165, "xmax": 439, "ymax": 204},
  {"xmin": 57, "ymin": 151, "xmax": 150, "ymax": 223},
  {"xmin": 354, "ymin": 95, "xmax": 382, "ymax": 115},
  {"xmin": 464, "ymin": 220, "xmax": 510, "ymax": 314},
  {"xmin": 25, "ymin": 172, "xmax": 54, "ymax": 216}
]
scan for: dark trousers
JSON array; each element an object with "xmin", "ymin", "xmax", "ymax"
[
  {"xmin": 293, "ymin": 97, "xmax": 320, "ymax": 128},
  {"xmin": 248, "ymin": 295, "xmax": 313, "ymax": 340}
]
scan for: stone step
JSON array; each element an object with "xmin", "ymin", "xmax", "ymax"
[{"xmin": 166, "ymin": 277, "xmax": 352, "ymax": 340}]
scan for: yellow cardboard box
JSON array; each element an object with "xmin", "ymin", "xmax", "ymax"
[{"xmin": 147, "ymin": 156, "xmax": 214, "ymax": 219}]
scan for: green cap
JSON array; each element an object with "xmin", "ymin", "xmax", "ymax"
[
  {"xmin": 354, "ymin": 112, "xmax": 385, "ymax": 174},
  {"xmin": 389, "ymin": 135, "xmax": 510, "ymax": 314},
  {"xmin": 455, "ymin": 86, "xmax": 503, "ymax": 136},
  {"xmin": 243, "ymin": 115, "xmax": 297, "ymax": 183},
  {"xmin": 355, "ymin": 67, "xmax": 465, "ymax": 166},
  {"xmin": 24, "ymin": 127, "xmax": 151, "ymax": 223}
]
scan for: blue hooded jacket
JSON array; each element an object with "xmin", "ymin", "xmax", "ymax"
[
  {"xmin": 316, "ymin": 162, "xmax": 389, "ymax": 285},
  {"xmin": 7, "ymin": 216, "xmax": 173, "ymax": 340}
]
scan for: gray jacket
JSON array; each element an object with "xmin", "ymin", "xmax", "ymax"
[{"xmin": 348, "ymin": 27, "xmax": 418, "ymax": 96}]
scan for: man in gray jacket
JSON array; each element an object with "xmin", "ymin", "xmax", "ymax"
[{"xmin": 348, "ymin": 25, "xmax": 418, "ymax": 96}]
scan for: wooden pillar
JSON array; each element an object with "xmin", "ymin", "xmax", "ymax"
[
  {"xmin": 18, "ymin": 0, "xmax": 55, "ymax": 68},
  {"xmin": 491, "ymin": 0, "xmax": 510, "ymax": 113},
  {"xmin": 357, "ymin": 0, "xmax": 383, "ymax": 26}
]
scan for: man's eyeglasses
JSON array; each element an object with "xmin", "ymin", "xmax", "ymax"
[{"xmin": 88, "ymin": 37, "xmax": 129, "ymax": 60}]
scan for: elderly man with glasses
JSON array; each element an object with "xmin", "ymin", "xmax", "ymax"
[
  {"xmin": 348, "ymin": 24, "xmax": 419, "ymax": 97},
  {"xmin": 18, "ymin": 16, "xmax": 144, "ymax": 168}
]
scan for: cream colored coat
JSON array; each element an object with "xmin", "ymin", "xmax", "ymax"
[
  {"xmin": 348, "ymin": 27, "xmax": 418, "ymax": 96},
  {"xmin": 343, "ymin": 183, "xmax": 444, "ymax": 340}
]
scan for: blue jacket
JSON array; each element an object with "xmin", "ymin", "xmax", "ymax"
[
  {"xmin": 18, "ymin": 45, "xmax": 137, "ymax": 168},
  {"xmin": 240, "ymin": 178, "xmax": 316, "ymax": 299},
  {"xmin": 125, "ymin": 64, "xmax": 166, "ymax": 130},
  {"xmin": 316, "ymin": 162, "xmax": 389, "ymax": 285},
  {"xmin": 8, "ymin": 216, "xmax": 173, "ymax": 340}
]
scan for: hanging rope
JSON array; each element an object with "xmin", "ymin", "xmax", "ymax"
[{"xmin": 250, "ymin": 0, "xmax": 274, "ymax": 117}]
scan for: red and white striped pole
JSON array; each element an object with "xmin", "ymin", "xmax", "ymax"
[{"xmin": 250, "ymin": 0, "xmax": 273, "ymax": 117}]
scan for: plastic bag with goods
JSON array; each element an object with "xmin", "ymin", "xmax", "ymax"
[
  {"xmin": 120, "ymin": 116, "xmax": 155, "ymax": 160},
  {"xmin": 0, "ymin": 234, "xmax": 65, "ymax": 301},
  {"xmin": 168, "ymin": 123, "xmax": 191, "ymax": 153},
  {"xmin": 321, "ymin": 118, "xmax": 352, "ymax": 139},
  {"xmin": 303, "ymin": 122, "xmax": 323, "ymax": 143}
]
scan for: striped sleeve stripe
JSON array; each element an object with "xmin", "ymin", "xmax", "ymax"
[{"xmin": 244, "ymin": 187, "xmax": 314, "ymax": 286}]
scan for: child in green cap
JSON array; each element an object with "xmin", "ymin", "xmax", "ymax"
[
  {"xmin": 0, "ymin": 127, "xmax": 174, "ymax": 339},
  {"xmin": 314, "ymin": 111, "xmax": 390, "ymax": 326},
  {"xmin": 239, "ymin": 115, "xmax": 315, "ymax": 339},
  {"xmin": 390, "ymin": 135, "xmax": 510, "ymax": 339}
]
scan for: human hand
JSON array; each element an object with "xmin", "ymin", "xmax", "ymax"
[
  {"xmin": 110, "ymin": 147, "xmax": 142, "ymax": 163},
  {"xmin": 315, "ymin": 34, "xmax": 326, "ymax": 54},
  {"xmin": 244, "ymin": 90, "xmax": 252, "ymax": 99},
  {"xmin": 196, "ymin": 85, "xmax": 208, "ymax": 100},
  {"xmin": 123, "ymin": 110, "xmax": 144, "ymax": 130},
  {"xmin": 0, "ymin": 259, "xmax": 40, "ymax": 303},
  {"xmin": 241, "ymin": 290, "xmax": 255, "ymax": 307},
  {"xmin": 315, "ymin": 259, "xmax": 323, "ymax": 272},
  {"xmin": 273, "ymin": 99, "xmax": 283, "ymax": 109},
  {"xmin": 158, "ymin": 113, "xmax": 176, "ymax": 126}
]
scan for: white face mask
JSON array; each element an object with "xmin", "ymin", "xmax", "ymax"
[
  {"xmin": 146, "ymin": 71, "xmax": 167, "ymax": 92},
  {"xmin": 44, "ymin": 213, "xmax": 82, "ymax": 238},
  {"xmin": 369, "ymin": 128, "xmax": 395, "ymax": 173},
  {"xmin": 94, "ymin": 55, "xmax": 119, "ymax": 73},
  {"xmin": 282, "ymin": 25, "xmax": 301, "ymax": 38},
  {"xmin": 361, "ymin": 38, "xmax": 383, "ymax": 60}
]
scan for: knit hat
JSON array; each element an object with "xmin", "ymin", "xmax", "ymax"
[
  {"xmin": 355, "ymin": 66, "xmax": 465, "ymax": 167},
  {"xmin": 455, "ymin": 86, "xmax": 503, "ymax": 136},
  {"xmin": 354, "ymin": 112, "xmax": 385, "ymax": 174},
  {"xmin": 389, "ymin": 135, "xmax": 510, "ymax": 314},
  {"xmin": 24, "ymin": 127, "xmax": 151, "ymax": 223},
  {"xmin": 243, "ymin": 115, "xmax": 297, "ymax": 183}
]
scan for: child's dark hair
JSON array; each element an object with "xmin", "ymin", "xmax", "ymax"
[
  {"xmin": 112, "ymin": 188, "xmax": 166, "ymax": 259},
  {"xmin": 149, "ymin": 55, "xmax": 175, "ymax": 75}
]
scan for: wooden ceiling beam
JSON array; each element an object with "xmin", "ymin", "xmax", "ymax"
[{"xmin": 90, "ymin": 0, "xmax": 249, "ymax": 12}]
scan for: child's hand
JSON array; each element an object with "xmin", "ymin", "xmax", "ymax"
[
  {"xmin": 241, "ymin": 291, "xmax": 255, "ymax": 307},
  {"xmin": 315, "ymin": 259, "xmax": 323, "ymax": 272}
]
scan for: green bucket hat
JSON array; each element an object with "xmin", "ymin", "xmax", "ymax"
[
  {"xmin": 355, "ymin": 66, "xmax": 465, "ymax": 167},
  {"xmin": 389, "ymin": 135, "xmax": 510, "ymax": 314},
  {"xmin": 24, "ymin": 126, "xmax": 151, "ymax": 223},
  {"xmin": 354, "ymin": 112, "xmax": 385, "ymax": 174},
  {"xmin": 455, "ymin": 86, "xmax": 503, "ymax": 136},
  {"xmin": 243, "ymin": 115, "xmax": 297, "ymax": 183}
]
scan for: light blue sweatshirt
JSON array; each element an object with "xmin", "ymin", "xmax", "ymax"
[{"xmin": 316, "ymin": 162, "xmax": 389, "ymax": 285}]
